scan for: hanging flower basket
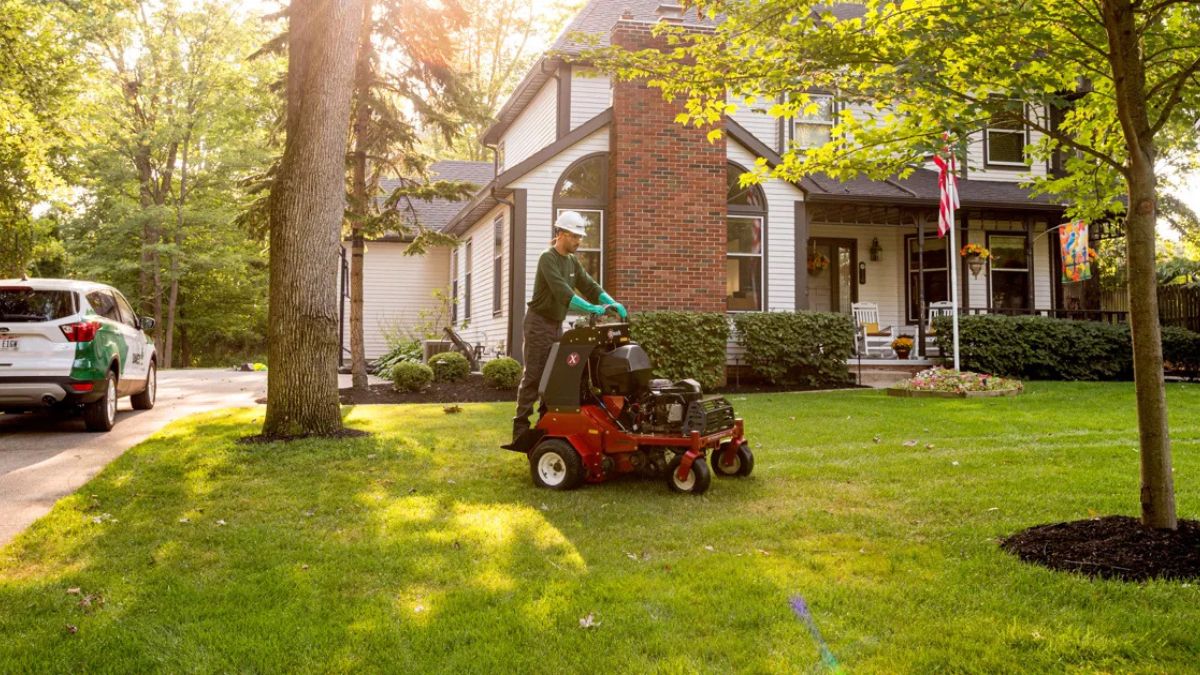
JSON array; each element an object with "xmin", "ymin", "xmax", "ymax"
[
  {"xmin": 807, "ymin": 251, "xmax": 830, "ymax": 276},
  {"xmin": 960, "ymin": 243, "xmax": 990, "ymax": 278}
]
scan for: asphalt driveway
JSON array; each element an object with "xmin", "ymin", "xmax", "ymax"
[{"xmin": 0, "ymin": 369, "xmax": 267, "ymax": 547}]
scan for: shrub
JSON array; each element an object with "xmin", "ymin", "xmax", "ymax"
[
  {"xmin": 391, "ymin": 361, "xmax": 433, "ymax": 392},
  {"xmin": 629, "ymin": 311, "xmax": 729, "ymax": 391},
  {"xmin": 372, "ymin": 339, "xmax": 421, "ymax": 374},
  {"xmin": 933, "ymin": 314, "xmax": 1133, "ymax": 380},
  {"xmin": 1162, "ymin": 325, "xmax": 1200, "ymax": 379},
  {"xmin": 428, "ymin": 351, "xmax": 470, "ymax": 382},
  {"xmin": 732, "ymin": 311, "xmax": 855, "ymax": 386},
  {"xmin": 482, "ymin": 356, "xmax": 522, "ymax": 389}
]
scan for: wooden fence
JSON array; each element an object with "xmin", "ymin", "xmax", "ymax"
[{"xmin": 1100, "ymin": 286, "xmax": 1200, "ymax": 332}]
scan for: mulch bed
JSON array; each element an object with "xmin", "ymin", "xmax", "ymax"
[
  {"xmin": 340, "ymin": 374, "xmax": 859, "ymax": 405},
  {"xmin": 1000, "ymin": 516, "xmax": 1200, "ymax": 582}
]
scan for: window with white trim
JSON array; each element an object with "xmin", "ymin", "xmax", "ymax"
[
  {"xmin": 554, "ymin": 154, "xmax": 608, "ymax": 284},
  {"xmin": 985, "ymin": 104, "xmax": 1028, "ymax": 166},
  {"xmin": 792, "ymin": 93, "xmax": 835, "ymax": 150},
  {"xmin": 727, "ymin": 163, "xmax": 766, "ymax": 311}
]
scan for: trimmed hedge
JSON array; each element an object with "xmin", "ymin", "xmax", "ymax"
[
  {"xmin": 629, "ymin": 311, "xmax": 729, "ymax": 391},
  {"xmin": 933, "ymin": 314, "xmax": 1200, "ymax": 380},
  {"xmin": 1162, "ymin": 325, "xmax": 1200, "ymax": 379},
  {"xmin": 732, "ymin": 311, "xmax": 855, "ymax": 386},
  {"xmin": 391, "ymin": 362, "xmax": 434, "ymax": 392},
  {"xmin": 482, "ymin": 356, "xmax": 522, "ymax": 389},
  {"xmin": 428, "ymin": 351, "xmax": 470, "ymax": 382}
]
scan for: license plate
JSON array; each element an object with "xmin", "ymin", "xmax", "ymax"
[{"xmin": 0, "ymin": 338, "xmax": 16, "ymax": 351}]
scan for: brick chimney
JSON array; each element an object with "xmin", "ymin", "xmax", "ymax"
[{"xmin": 606, "ymin": 19, "xmax": 727, "ymax": 313}]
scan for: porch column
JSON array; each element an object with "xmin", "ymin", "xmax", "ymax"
[
  {"xmin": 508, "ymin": 189, "xmax": 527, "ymax": 364},
  {"xmin": 794, "ymin": 201, "xmax": 809, "ymax": 310},
  {"xmin": 917, "ymin": 213, "xmax": 926, "ymax": 357}
]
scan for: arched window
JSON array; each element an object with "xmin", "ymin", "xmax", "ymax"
[
  {"xmin": 727, "ymin": 163, "xmax": 766, "ymax": 311},
  {"xmin": 553, "ymin": 153, "xmax": 608, "ymax": 283}
]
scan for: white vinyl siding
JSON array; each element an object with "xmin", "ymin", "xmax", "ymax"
[
  {"xmin": 451, "ymin": 204, "xmax": 511, "ymax": 361},
  {"xmin": 341, "ymin": 241, "xmax": 450, "ymax": 360},
  {"xmin": 503, "ymin": 78, "xmax": 558, "ymax": 168},
  {"xmin": 510, "ymin": 126, "xmax": 611, "ymax": 331},
  {"xmin": 728, "ymin": 92, "xmax": 778, "ymax": 148},
  {"xmin": 571, "ymin": 68, "xmax": 611, "ymax": 130}
]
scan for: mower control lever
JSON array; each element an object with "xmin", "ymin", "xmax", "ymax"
[{"xmin": 587, "ymin": 304, "xmax": 624, "ymax": 327}]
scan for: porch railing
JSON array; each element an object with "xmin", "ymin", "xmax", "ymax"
[{"xmin": 960, "ymin": 307, "xmax": 1129, "ymax": 324}]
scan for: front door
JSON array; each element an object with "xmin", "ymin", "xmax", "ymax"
[{"xmin": 808, "ymin": 238, "xmax": 858, "ymax": 313}]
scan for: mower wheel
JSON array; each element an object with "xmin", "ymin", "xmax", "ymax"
[
  {"xmin": 712, "ymin": 441, "xmax": 754, "ymax": 478},
  {"xmin": 529, "ymin": 439, "xmax": 585, "ymax": 490},
  {"xmin": 667, "ymin": 454, "xmax": 711, "ymax": 495}
]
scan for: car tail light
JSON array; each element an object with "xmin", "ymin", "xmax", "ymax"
[
  {"xmin": 60, "ymin": 321, "xmax": 101, "ymax": 342},
  {"xmin": 68, "ymin": 382, "xmax": 94, "ymax": 393}
]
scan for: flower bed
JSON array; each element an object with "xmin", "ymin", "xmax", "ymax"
[{"xmin": 887, "ymin": 367, "xmax": 1023, "ymax": 398}]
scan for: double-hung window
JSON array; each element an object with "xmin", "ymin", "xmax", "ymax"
[
  {"xmin": 726, "ymin": 163, "xmax": 766, "ymax": 312},
  {"xmin": 985, "ymin": 103, "xmax": 1028, "ymax": 167},
  {"xmin": 464, "ymin": 239, "xmax": 473, "ymax": 321},
  {"xmin": 793, "ymin": 93, "xmax": 835, "ymax": 150},
  {"xmin": 492, "ymin": 215, "xmax": 503, "ymax": 316}
]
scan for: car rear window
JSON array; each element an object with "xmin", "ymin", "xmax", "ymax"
[{"xmin": 0, "ymin": 288, "xmax": 77, "ymax": 322}]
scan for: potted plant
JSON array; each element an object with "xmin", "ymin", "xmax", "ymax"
[
  {"xmin": 891, "ymin": 335, "xmax": 914, "ymax": 359},
  {"xmin": 807, "ymin": 250, "xmax": 830, "ymax": 276},
  {"xmin": 959, "ymin": 243, "xmax": 991, "ymax": 278}
]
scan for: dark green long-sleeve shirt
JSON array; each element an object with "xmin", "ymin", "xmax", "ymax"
[{"xmin": 527, "ymin": 248, "xmax": 602, "ymax": 322}]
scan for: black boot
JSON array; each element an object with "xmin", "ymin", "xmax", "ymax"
[{"xmin": 512, "ymin": 416, "xmax": 531, "ymax": 442}]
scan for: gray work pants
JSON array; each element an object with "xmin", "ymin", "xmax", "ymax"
[{"xmin": 515, "ymin": 310, "xmax": 563, "ymax": 421}]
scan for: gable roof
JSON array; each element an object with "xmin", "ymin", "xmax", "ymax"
[{"xmin": 374, "ymin": 160, "xmax": 494, "ymax": 241}]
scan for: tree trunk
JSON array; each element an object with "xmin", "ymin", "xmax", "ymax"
[
  {"xmin": 1103, "ymin": 0, "xmax": 1176, "ymax": 529},
  {"xmin": 262, "ymin": 0, "xmax": 363, "ymax": 437},
  {"xmin": 165, "ymin": 128, "xmax": 191, "ymax": 369},
  {"xmin": 348, "ymin": 0, "xmax": 374, "ymax": 391}
]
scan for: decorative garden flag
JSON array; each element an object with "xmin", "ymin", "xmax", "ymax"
[{"xmin": 1059, "ymin": 220, "xmax": 1091, "ymax": 282}]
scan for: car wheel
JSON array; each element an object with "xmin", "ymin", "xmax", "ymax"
[
  {"xmin": 711, "ymin": 441, "xmax": 754, "ymax": 478},
  {"xmin": 131, "ymin": 360, "xmax": 156, "ymax": 410},
  {"xmin": 667, "ymin": 453, "xmax": 711, "ymax": 495},
  {"xmin": 529, "ymin": 439, "xmax": 585, "ymax": 490},
  {"xmin": 84, "ymin": 371, "xmax": 117, "ymax": 432}
]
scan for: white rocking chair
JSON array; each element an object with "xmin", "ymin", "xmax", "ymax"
[
  {"xmin": 851, "ymin": 302, "xmax": 893, "ymax": 357},
  {"xmin": 925, "ymin": 301, "xmax": 955, "ymax": 355}
]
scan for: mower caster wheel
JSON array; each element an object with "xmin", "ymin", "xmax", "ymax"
[
  {"xmin": 667, "ymin": 454, "xmax": 711, "ymax": 495},
  {"xmin": 529, "ymin": 439, "xmax": 585, "ymax": 490},
  {"xmin": 712, "ymin": 441, "xmax": 754, "ymax": 478}
]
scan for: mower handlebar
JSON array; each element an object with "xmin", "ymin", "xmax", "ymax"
[{"xmin": 586, "ymin": 304, "xmax": 627, "ymax": 327}]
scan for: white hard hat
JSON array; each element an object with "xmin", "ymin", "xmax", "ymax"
[{"xmin": 554, "ymin": 211, "xmax": 588, "ymax": 236}]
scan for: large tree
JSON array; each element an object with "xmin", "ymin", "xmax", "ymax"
[
  {"xmin": 262, "ymin": 0, "xmax": 363, "ymax": 437},
  {"xmin": 593, "ymin": 0, "xmax": 1200, "ymax": 528}
]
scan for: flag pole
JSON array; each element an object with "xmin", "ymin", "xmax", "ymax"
[{"xmin": 949, "ymin": 196, "xmax": 961, "ymax": 371}]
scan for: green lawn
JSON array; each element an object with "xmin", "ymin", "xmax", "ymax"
[{"xmin": 2, "ymin": 383, "xmax": 1198, "ymax": 673}]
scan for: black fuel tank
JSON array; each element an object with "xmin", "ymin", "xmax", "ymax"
[{"xmin": 597, "ymin": 344, "xmax": 653, "ymax": 395}]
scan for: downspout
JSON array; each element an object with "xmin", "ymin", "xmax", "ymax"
[{"xmin": 487, "ymin": 143, "xmax": 518, "ymax": 358}]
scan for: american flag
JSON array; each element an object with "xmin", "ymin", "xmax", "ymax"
[{"xmin": 932, "ymin": 145, "xmax": 960, "ymax": 238}]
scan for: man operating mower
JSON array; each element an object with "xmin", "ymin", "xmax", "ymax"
[{"xmin": 512, "ymin": 211, "xmax": 627, "ymax": 442}]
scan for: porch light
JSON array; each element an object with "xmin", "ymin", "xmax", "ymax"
[{"xmin": 869, "ymin": 237, "xmax": 882, "ymax": 261}]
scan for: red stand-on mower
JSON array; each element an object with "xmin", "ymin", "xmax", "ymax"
[{"xmin": 503, "ymin": 310, "xmax": 753, "ymax": 495}]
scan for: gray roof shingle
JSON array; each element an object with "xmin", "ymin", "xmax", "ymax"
[{"xmin": 377, "ymin": 160, "xmax": 494, "ymax": 238}]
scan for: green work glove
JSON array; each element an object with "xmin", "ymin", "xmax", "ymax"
[
  {"xmin": 569, "ymin": 294, "xmax": 605, "ymax": 315},
  {"xmin": 599, "ymin": 292, "xmax": 628, "ymax": 319}
]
